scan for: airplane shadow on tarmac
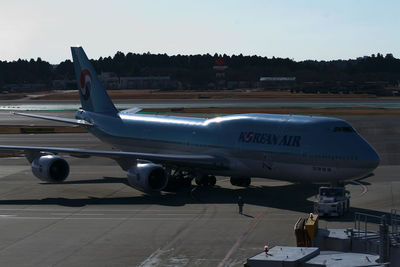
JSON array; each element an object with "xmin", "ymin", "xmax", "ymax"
[{"xmin": 0, "ymin": 176, "xmax": 392, "ymax": 222}]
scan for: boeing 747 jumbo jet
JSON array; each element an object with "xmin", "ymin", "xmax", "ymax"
[{"xmin": 0, "ymin": 47, "xmax": 380, "ymax": 193}]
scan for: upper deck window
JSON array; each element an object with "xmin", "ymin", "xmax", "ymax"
[{"xmin": 333, "ymin": 126, "xmax": 355, "ymax": 133}]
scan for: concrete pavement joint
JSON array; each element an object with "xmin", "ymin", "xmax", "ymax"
[{"xmin": 218, "ymin": 211, "xmax": 263, "ymax": 267}]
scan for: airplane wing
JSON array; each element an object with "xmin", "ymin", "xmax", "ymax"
[
  {"xmin": 13, "ymin": 112, "xmax": 93, "ymax": 127},
  {"xmin": 7, "ymin": 113, "xmax": 229, "ymax": 170},
  {"xmin": 0, "ymin": 145, "xmax": 229, "ymax": 170}
]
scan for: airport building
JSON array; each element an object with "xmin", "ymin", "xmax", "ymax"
[
  {"xmin": 259, "ymin": 76, "xmax": 297, "ymax": 90},
  {"xmin": 2, "ymin": 83, "xmax": 48, "ymax": 93},
  {"xmin": 50, "ymin": 72, "xmax": 179, "ymax": 91},
  {"xmin": 99, "ymin": 72, "xmax": 179, "ymax": 90},
  {"xmin": 119, "ymin": 76, "xmax": 177, "ymax": 90}
]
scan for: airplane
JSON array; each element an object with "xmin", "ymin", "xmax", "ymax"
[{"xmin": 0, "ymin": 47, "xmax": 380, "ymax": 193}]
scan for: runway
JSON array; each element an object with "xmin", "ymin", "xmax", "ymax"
[
  {"xmin": 0, "ymin": 131, "xmax": 398, "ymax": 266},
  {"xmin": 1, "ymin": 97, "xmax": 400, "ymax": 111}
]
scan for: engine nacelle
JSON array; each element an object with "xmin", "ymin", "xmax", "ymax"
[
  {"xmin": 31, "ymin": 155, "xmax": 70, "ymax": 183},
  {"xmin": 127, "ymin": 163, "xmax": 168, "ymax": 192}
]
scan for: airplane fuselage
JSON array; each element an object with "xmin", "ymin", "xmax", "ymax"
[{"xmin": 77, "ymin": 109, "xmax": 380, "ymax": 183}]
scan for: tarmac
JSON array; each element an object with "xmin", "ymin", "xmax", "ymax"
[{"xmin": 0, "ymin": 109, "xmax": 398, "ymax": 266}]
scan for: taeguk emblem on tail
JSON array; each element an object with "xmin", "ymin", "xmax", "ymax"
[{"xmin": 80, "ymin": 69, "xmax": 92, "ymax": 100}]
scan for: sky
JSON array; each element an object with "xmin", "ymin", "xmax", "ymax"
[{"xmin": 0, "ymin": 0, "xmax": 399, "ymax": 63}]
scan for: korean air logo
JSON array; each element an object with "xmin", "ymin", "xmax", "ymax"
[
  {"xmin": 79, "ymin": 69, "xmax": 92, "ymax": 101},
  {"xmin": 238, "ymin": 131, "xmax": 301, "ymax": 147},
  {"xmin": 244, "ymin": 132, "xmax": 254, "ymax": 142}
]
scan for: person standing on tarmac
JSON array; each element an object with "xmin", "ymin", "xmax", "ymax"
[
  {"xmin": 238, "ymin": 196, "xmax": 244, "ymax": 214},
  {"xmin": 190, "ymin": 186, "xmax": 198, "ymax": 201}
]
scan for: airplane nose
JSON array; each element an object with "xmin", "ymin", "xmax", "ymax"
[{"xmin": 364, "ymin": 145, "xmax": 380, "ymax": 171}]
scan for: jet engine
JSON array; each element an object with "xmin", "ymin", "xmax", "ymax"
[
  {"xmin": 31, "ymin": 155, "xmax": 70, "ymax": 182},
  {"xmin": 127, "ymin": 163, "xmax": 168, "ymax": 192}
]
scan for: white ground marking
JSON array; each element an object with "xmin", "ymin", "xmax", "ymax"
[
  {"xmin": 137, "ymin": 248, "xmax": 173, "ymax": 267},
  {"xmin": 51, "ymin": 213, "xmax": 105, "ymax": 216},
  {"xmin": 350, "ymin": 180, "xmax": 368, "ymax": 197},
  {"xmin": 165, "ymin": 256, "xmax": 189, "ymax": 266}
]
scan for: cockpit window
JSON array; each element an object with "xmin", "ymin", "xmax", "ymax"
[{"xmin": 333, "ymin": 126, "xmax": 355, "ymax": 133}]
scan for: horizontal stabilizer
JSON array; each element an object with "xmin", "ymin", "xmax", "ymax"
[
  {"xmin": 120, "ymin": 107, "xmax": 142, "ymax": 114},
  {"xmin": 13, "ymin": 112, "xmax": 93, "ymax": 127}
]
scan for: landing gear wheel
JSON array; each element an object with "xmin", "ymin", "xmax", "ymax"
[
  {"xmin": 195, "ymin": 175, "xmax": 207, "ymax": 186},
  {"xmin": 182, "ymin": 178, "xmax": 192, "ymax": 187},
  {"xmin": 208, "ymin": 175, "xmax": 216, "ymax": 186},
  {"xmin": 338, "ymin": 204, "xmax": 343, "ymax": 216},
  {"xmin": 164, "ymin": 175, "xmax": 179, "ymax": 191},
  {"xmin": 230, "ymin": 177, "xmax": 238, "ymax": 186},
  {"xmin": 195, "ymin": 175, "xmax": 216, "ymax": 187},
  {"xmin": 230, "ymin": 177, "xmax": 251, "ymax": 187},
  {"xmin": 164, "ymin": 170, "xmax": 193, "ymax": 191},
  {"xmin": 195, "ymin": 176, "xmax": 202, "ymax": 186},
  {"xmin": 242, "ymin": 177, "xmax": 251, "ymax": 187}
]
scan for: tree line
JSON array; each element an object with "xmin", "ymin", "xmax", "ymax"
[{"xmin": 0, "ymin": 52, "xmax": 399, "ymax": 90}]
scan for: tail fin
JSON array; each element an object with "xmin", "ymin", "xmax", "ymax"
[{"xmin": 71, "ymin": 47, "xmax": 118, "ymax": 115}]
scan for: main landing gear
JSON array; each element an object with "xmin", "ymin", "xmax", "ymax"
[
  {"xmin": 164, "ymin": 169, "xmax": 193, "ymax": 191},
  {"xmin": 230, "ymin": 176, "xmax": 251, "ymax": 187},
  {"xmin": 195, "ymin": 174, "xmax": 217, "ymax": 187},
  {"xmin": 164, "ymin": 169, "xmax": 217, "ymax": 191}
]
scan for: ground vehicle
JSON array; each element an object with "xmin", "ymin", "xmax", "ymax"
[{"xmin": 314, "ymin": 187, "xmax": 350, "ymax": 216}]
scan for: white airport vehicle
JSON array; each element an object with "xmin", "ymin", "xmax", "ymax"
[{"xmin": 313, "ymin": 187, "xmax": 350, "ymax": 217}]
